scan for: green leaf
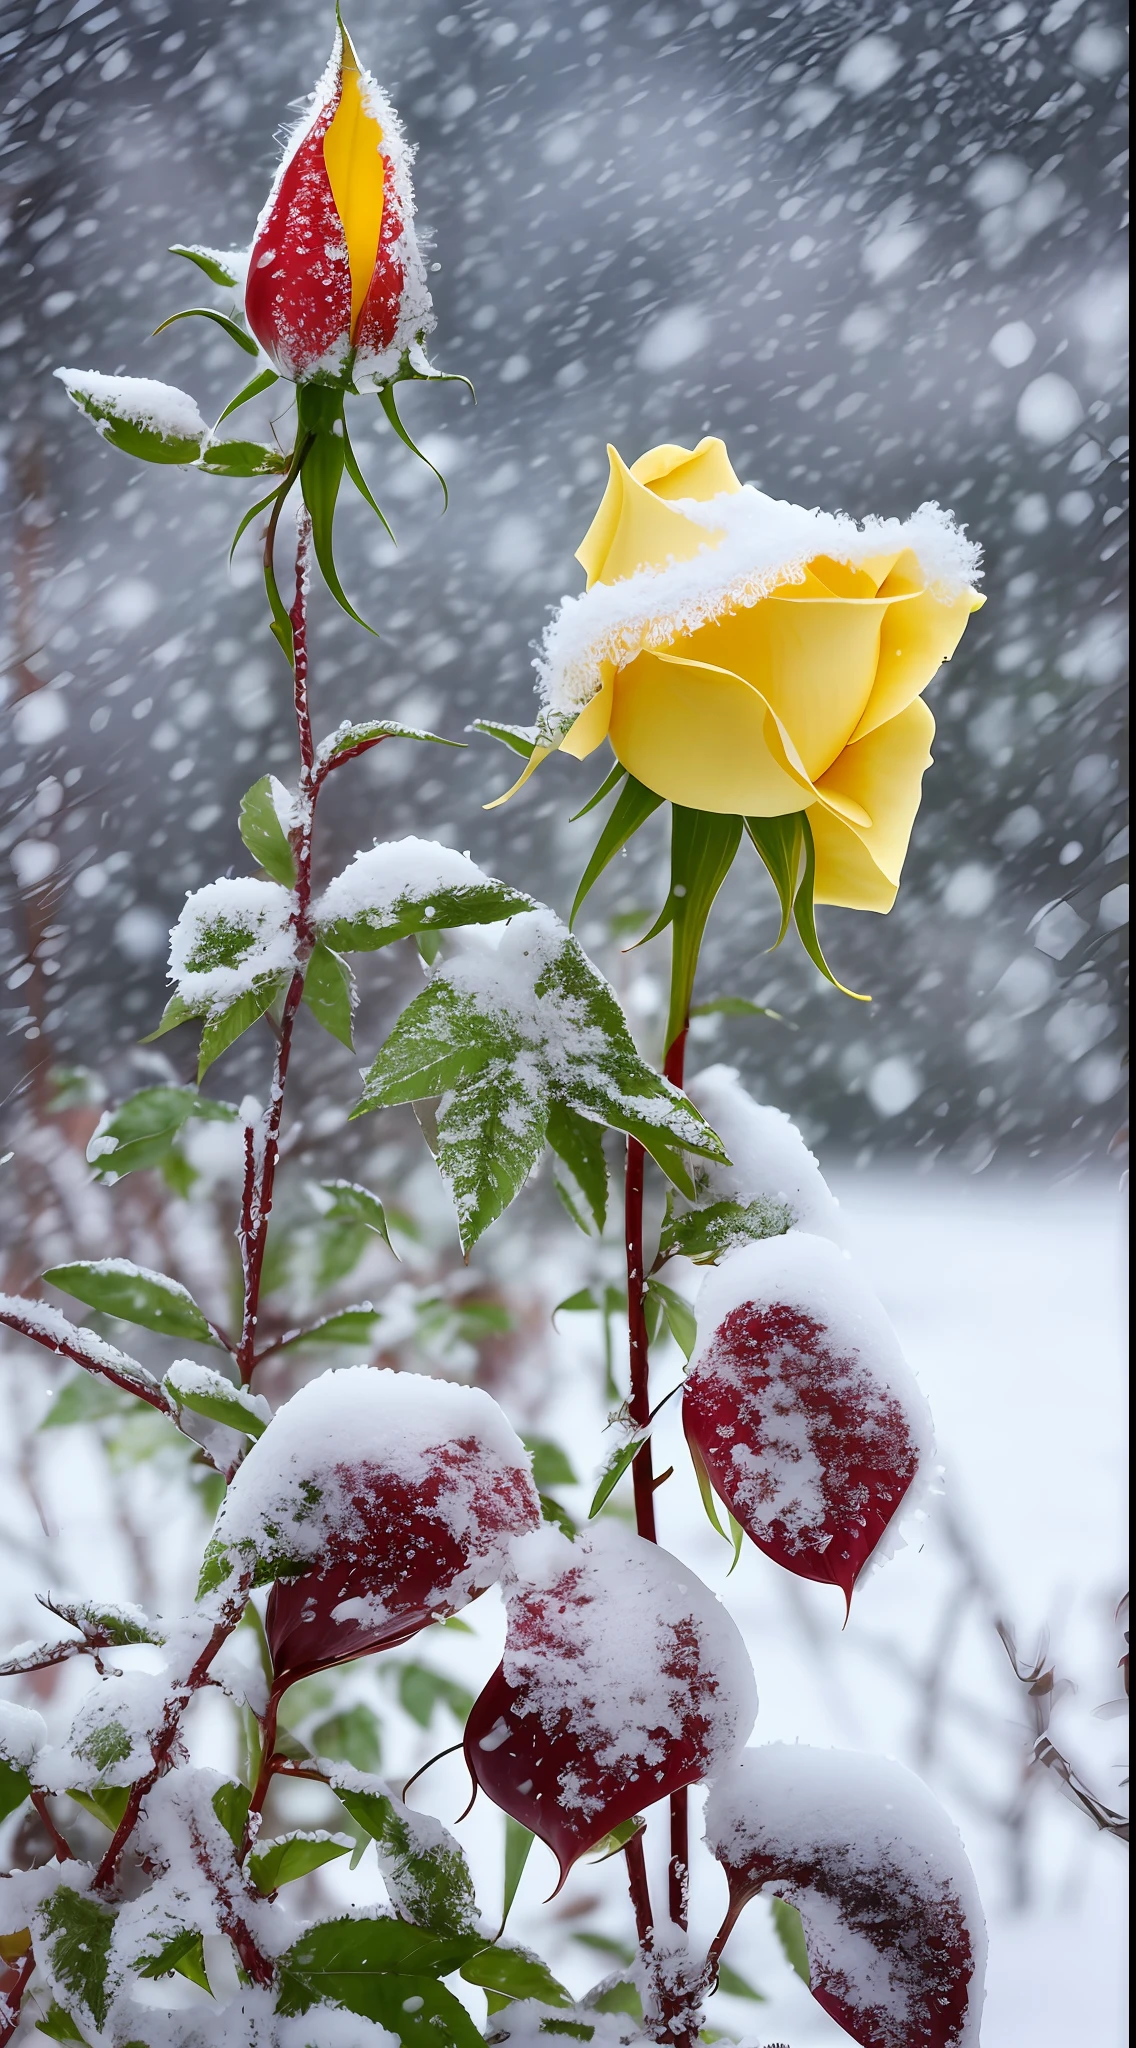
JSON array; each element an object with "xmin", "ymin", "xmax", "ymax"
[
  {"xmin": 522, "ymin": 1437, "xmax": 578, "ymax": 1490},
  {"xmin": 318, "ymin": 871, "xmax": 531, "ymax": 957},
  {"xmin": 377, "ymin": 378, "xmax": 449, "ymax": 509},
  {"xmin": 461, "ymin": 1944, "xmax": 572, "ymax": 2008},
  {"xmin": 250, "ymin": 1831, "xmax": 352, "ymax": 1893},
  {"xmin": 56, "ymin": 371, "xmax": 204, "ymax": 465},
  {"xmin": 0, "ymin": 1757, "xmax": 31, "ymax": 1823},
  {"xmin": 588, "ymin": 1815, "xmax": 645, "ymax": 1861},
  {"xmin": 238, "ymin": 776, "xmax": 297, "ymax": 885},
  {"xmin": 436, "ymin": 1055, "xmax": 550, "ymax": 1253},
  {"xmin": 793, "ymin": 812, "xmax": 869, "ymax": 1002},
  {"xmin": 153, "ymin": 306, "xmax": 259, "ymax": 356},
  {"xmin": 215, "ymin": 364, "xmax": 280, "ymax": 427},
  {"xmin": 589, "ymin": 1431, "xmax": 645, "ymax": 1518},
  {"xmin": 198, "ymin": 977, "xmax": 289, "ymax": 1077},
  {"xmin": 687, "ymin": 1432, "xmax": 731, "ymax": 1544},
  {"xmin": 690, "ymin": 995, "xmax": 785, "ymax": 1021},
  {"xmin": 538, "ymin": 1491, "xmax": 576, "ymax": 1539},
  {"xmin": 659, "ymin": 1195, "xmax": 792, "ymax": 1265},
  {"xmin": 744, "ymin": 813, "xmax": 804, "ymax": 950},
  {"xmin": 771, "ymin": 1896, "xmax": 811, "ymax": 1984},
  {"xmin": 140, "ymin": 992, "xmax": 196, "ymax": 1042},
  {"xmin": 199, "ymin": 439, "xmax": 290, "ymax": 477},
  {"xmin": 546, "ymin": 1101, "xmax": 608, "ymax": 1234},
  {"xmin": 169, "ymin": 243, "xmax": 245, "ymax": 288},
  {"xmin": 276, "ymin": 1918, "xmax": 484, "ymax": 2032},
  {"xmin": 552, "ymin": 1288, "xmax": 600, "ymax": 1320},
  {"xmin": 303, "ymin": 942, "xmax": 356, "ymax": 1049},
  {"xmin": 212, "ymin": 1779, "xmax": 251, "ymax": 1851},
  {"xmin": 40, "ymin": 1374, "xmax": 136, "ymax": 1430},
  {"xmin": 336, "ymin": 1786, "xmax": 477, "ymax": 1937},
  {"xmin": 137, "ymin": 1928, "xmax": 212, "ymax": 1992},
  {"xmin": 644, "ymin": 1277, "xmax": 697, "ymax": 1360},
  {"xmin": 571, "ymin": 774, "xmax": 663, "ymax": 925},
  {"xmin": 503, "ymin": 1818, "xmax": 534, "ymax": 1930},
  {"xmin": 65, "ymin": 1785, "xmax": 131, "ymax": 1831},
  {"xmin": 281, "ymin": 1305, "xmax": 382, "ymax": 1348},
  {"xmin": 44, "ymin": 1260, "xmax": 215, "ymax": 1345},
  {"xmin": 716, "ymin": 1961, "xmax": 765, "ymax": 2001},
  {"xmin": 353, "ymin": 983, "xmax": 507, "ymax": 1111},
  {"xmin": 36, "ymin": 1889, "xmax": 116, "ymax": 2031},
  {"xmin": 319, "ymin": 718, "xmax": 462, "ymax": 761},
  {"xmin": 316, "ymin": 1180, "xmax": 395, "ymax": 1254},
  {"xmin": 164, "ymin": 1364, "xmax": 268, "ymax": 1439},
  {"xmin": 470, "ymin": 718, "xmax": 539, "ymax": 759},
  {"xmin": 311, "ymin": 1704, "xmax": 383, "ymax": 1774},
  {"xmin": 572, "ymin": 1933, "xmax": 635, "ymax": 1966},
  {"xmin": 392, "ymin": 1663, "xmax": 473, "ymax": 1730},
  {"xmin": 85, "ymin": 1086, "xmax": 237, "ymax": 1182},
  {"xmin": 33, "ymin": 2006, "xmax": 90, "ymax": 2044},
  {"xmin": 48, "ymin": 1600, "xmax": 160, "ymax": 1647},
  {"xmin": 589, "ymin": 1981, "xmax": 642, "ymax": 2019}
]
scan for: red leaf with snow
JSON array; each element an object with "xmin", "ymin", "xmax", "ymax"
[
  {"xmin": 684, "ymin": 1234, "xmax": 932, "ymax": 1604},
  {"xmin": 706, "ymin": 1745, "xmax": 985, "ymax": 2048},
  {"xmin": 464, "ymin": 1526, "xmax": 755, "ymax": 1884}
]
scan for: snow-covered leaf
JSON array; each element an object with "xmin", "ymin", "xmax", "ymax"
[
  {"xmin": 85, "ymin": 1085, "xmax": 236, "ymax": 1182},
  {"xmin": 705, "ymin": 1745, "xmax": 986, "ymax": 2048},
  {"xmin": 314, "ymin": 1180, "xmax": 396, "ymax": 1255},
  {"xmin": 275, "ymin": 1916, "xmax": 485, "ymax": 2041},
  {"xmin": 198, "ymin": 437, "xmax": 290, "ymax": 477},
  {"xmin": 238, "ymin": 775, "xmax": 297, "ymax": 886},
  {"xmin": 334, "ymin": 1779, "xmax": 478, "ymax": 1936},
  {"xmin": 683, "ymin": 1235, "xmax": 933, "ymax": 1605},
  {"xmin": 164, "ymin": 1362, "xmax": 270, "ymax": 1438},
  {"xmin": 659, "ymin": 1194, "xmax": 792, "ymax": 1264},
  {"xmin": 169, "ymin": 242, "xmax": 247, "ymax": 288},
  {"xmin": 137, "ymin": 1926, "xmax": 211, "ymax": 1992},
  {"xmin": 249, "ymin": 1829, "xmax": 352, "ymax": 1893},
  {"xmin": 683, "ymin": 1066, "xmax": 845, "ymax": 1244},
  {"xmin": 34, "ymin": 1887, "xmax": 117, "ymax": 2033},
  {"xmin": 44, "ymin": 1260, "xmax": 215, "ymax": 1346},
  {"xmin": 315, "ymin": 838, "xmax": 530, "ymax": 954},
  {"xmin": 318, "ymin": 718, "xmax": 462, "ymax": 764},
  {"xmin": 470, "ymin": 717, "xmax": 540, "ymax": 759},
  {"xmin": 54, "ymin": 367, "xmax": 206, "ymax": 464},
  {"xmin": 279, "ymin": 1305, "xmax": 382, "ymax": 1348},
  {"xmin": 168, "ymin": 876, "xmax": 297, "ymax": 1019}
]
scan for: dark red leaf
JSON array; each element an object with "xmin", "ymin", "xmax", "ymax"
[
  {"xmin": 684, "ymin": 1235, "xmax": 931, "ymax": 1606},
  {"xmin": 706, "ymin": 1745, "xmax": 985, "ymax": 2048},
  {"xmin": 464, "ymin": 1526, "xmax": 756, "ymax": 1885}
]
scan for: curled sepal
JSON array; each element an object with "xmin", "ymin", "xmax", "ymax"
[
  {"xmin": 683, "ymin": 1234, "xmax": 933, "ymax": 1607},
  {"xmin": 196, "ymin": 1365, "xmax": 539, "ymax": 1678},
  {"xmin": 54, "ymin": 368, "xmax": 206, "ymax": 465},
  {"xmin": 463, "ymin": 1524, "xmax": 756, "ymax": 1887},
  {"xmin": 705, "ymin": 1744, "xmax": 986, "ymax": 2048}
]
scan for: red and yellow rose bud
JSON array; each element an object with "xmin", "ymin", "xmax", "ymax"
[{"xmin": 245, "ymin": 18, "xmax": 432, "ymax": 385}]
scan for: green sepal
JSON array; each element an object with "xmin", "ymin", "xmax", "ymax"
[
  {"xmin": 169, "ymin": 244, "xmax": 245, "ymax": 288},
  {"xmin": 744, "ymin": 812, "xmax": 803, "ymax": 949},
  {"xmin": 470, "ymin": 718, "xmax": 539, "ymax": 759},
  {"xmin": 652, "ymin": 807, "xmax": 744, "ymax": 1053},
  {"xmin": 152, "ymin": 306, "xmax": 259, "ymax": 356},
  {"xmin": 793, "ymin": 812, "xmax": 869, "ymax": 1000},
  {"xmin": 238, "ymin": 776, "xmax": 297, "ymax": 885},
  {"xmin": 341, "ymin": 412, "xmax": 395, "ymax": 543},
  {"xmin": 571, "ymin": 773, "xmax": 662, "ymax": 926},
  {"xmin": 214, "ymin": 364, "xmax": 280, "ymax": 428},
  {"xmin": 377, "ymin": 378, "xmax": 448, "ymax": 508},
  {"xmin": 571, "ymin": 760, "xmax": 626, "ymax": 822},
  {"xmin": 198, "ymin": 439, "xmax": 290, "ymax": 478},
  {"xmin": 303, "ymin": 942, "xmax": 356, "ymax": 1049},
  {"xmin": 297, "ymin": 385, "xmax": 373, "ymax": 634}
]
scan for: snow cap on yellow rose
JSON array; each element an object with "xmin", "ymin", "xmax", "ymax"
[{"xmin": 497, "ymin": 437, "xmax": 983, "ymax": 916}]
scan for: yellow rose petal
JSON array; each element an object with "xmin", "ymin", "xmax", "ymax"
[
  {"xmin": 851, "ymin": 586, "xmax": 980, "ymax": 744},
  {"xmin": 560, "ymin": 662, "xmax": 616, "ymax": 760},
  {"xmin": 483, "ymin": 744, "xmax": 554, "ymax": 810},
  {"xmin": 575, "ymin": 445, "xmax": 720, "ymax": 589},
  {"xmin": 608, "ymin": 648, "xmax": 815, "ymax": 815},
  {"xmin": 630, "ymin": 435, "xmax": 743, "ymax": 502},
  {"xmin": 323, "ymin": 31, "xmax": 387, "ymax": 339},
  {"xmin": 810, "ymin": 696, "xmax": 936, "ymax": 910},
  {"xmin": 672, "ymin": 589, "xmax": 890, "ymax": 781}
]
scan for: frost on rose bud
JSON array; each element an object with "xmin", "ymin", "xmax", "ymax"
[
  {"xmin": 683, "ymin": 1234, "xmax": 933, "ymax": 1606},
  {"xmin": 195, "ymin": 1367, "xmax": 540, "ymax": 1685},
  {"xmin": 464, "ymin": 1524, "xmax": 756, "ymax": 1884},
  {"xmin": 705, "ymin": 1744, "xmax": 986, "ymax": 2048},
  {"xmin": 244, "ymin": 16, "xmax": 432, "ymax": 386}
]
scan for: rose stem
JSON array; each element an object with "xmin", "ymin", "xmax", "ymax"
[{"xmin": 662, "ymin": 1023, "xmax": 691, "ymax": 1932}]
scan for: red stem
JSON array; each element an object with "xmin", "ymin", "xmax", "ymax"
[
  {"xmin": 31, "ymin": 1789, "xmax": 73, "ymax": 1862},
  {"xmin": 240, "ymin": 1684, "xmax": 283, "ymax": 1860},
  {"xmin": 0, "ymin": 1949, "xmax": 35, "ymax": 2047},
  {"xmin": 662, "ymin": 1023, "xmax": 690, "ymax": 1931},
  {"xmin": 624, "ymin": 1827, "xmax": 655, "ymax": 1954}
]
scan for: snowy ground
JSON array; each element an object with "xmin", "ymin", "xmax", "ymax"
[{"xmin": 1, "ymin": 1164, "xmax": 1127, "ymax": 2044}]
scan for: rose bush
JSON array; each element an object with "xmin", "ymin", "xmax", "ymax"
[{"xmin": 512, "ymin": 436, "xmax": 984, "ymax": 914}]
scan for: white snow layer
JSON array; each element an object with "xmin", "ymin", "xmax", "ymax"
[
  {"xmin": 0, "ymin": 1699, "xmax": 47, "ymax": 1767},
  {"xmin": 165, "ymin": 1360, "xmax": 272, "ymax": 1428},
  {"xmin": 704, "ymin": 1743, "xmax": 987, "ymax": 2048},
  {"xmin": 537, "ymin": 484, "xmax": 982, "ymax": 726},
  {"xmin": 315, "ymin": 836, "xmax": 499, "ymax": 930},
  {"xmin": 167, "ymin": 876, "xmax": 296, "ymax": 1016},
  {"xmin": 54, "ymin": 368, "xmax": 207, "ymax": 444},
  {"xmin": 500, "ymin": 1523, "xmax": 757, "ymax": 1812},
  {"xmin": 209, "ymin": 1364, "xmax": 539, "ymax": 1587},
  {"xmin": 0, "ymin": 1289, "xmax": 158, "ymax": 1393},
  {"xmin": 686, "ymin": 1064, "xmax": 846, "ymax": 1243}
]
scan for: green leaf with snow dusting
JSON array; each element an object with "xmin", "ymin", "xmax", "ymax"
[
  {"xmin": 335, "ymin": 1783, "xmax": 477, "ymax": 1936},
  {"xmin": 35, "ymin": 1889, "xmax": 117, "ymax": 2032},
  {"xmin": 250, "ymin": 1831, "xmax": 352, "ymax": 1893},
  {"xmin": 44, "ymin": 1260, "xmax": 215, "ymax": 1345}
]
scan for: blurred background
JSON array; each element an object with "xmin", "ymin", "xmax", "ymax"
[{"xmin": 0, "ymin": 2, "xmax": 1128, "ymax": 2044}]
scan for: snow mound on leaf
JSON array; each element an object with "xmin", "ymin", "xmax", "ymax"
[
  {"xmin": 168, "ymin": 876, "xmax": 296, "ymax": 1016},
  {"xmin": 208, "ymin": 1364, "xmax": 538, "ymax": 1588},
  {"xmin": 686, "ymin": 1065, "xmax": 846, "ymax": 1244},
  {"xmin": 537, "ymin": 484, "xmax": 982, "ymax": 726},
  {"xmin": 501, "ymin": 1523, "xmax": 757, "ymax": 1810},
  {"xmin": 0, "ymin": 1699, "xmax": 46, "ymax": 1767},
  {"xmin": 53, "ymin": 368, "xmax": 207, "ymax": 443},
  {"xmin": 705, "ymin": 1743, "xmax": 986, "ymax": 2048},
  {"xmin": 314, "ymin": 836, "xmax": 498, "ymax": 926}
]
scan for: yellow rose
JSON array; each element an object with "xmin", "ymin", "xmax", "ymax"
[{"xmin": 503, "ymin": 437, "xmax": 983, "ymax": 914}]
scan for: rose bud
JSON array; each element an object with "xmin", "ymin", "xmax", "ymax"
[
  {"xmin": 683, "ymin": 1233, "xmax": 933, "ymax": 1607},
  {"xmin": 705, "ymin": 1744, "xmax": 986, "ymax": 2048},
  {"xmin": 244, "ymin": 17, "xmax": 432, "ymax": 385},
  {"xmin": 197, "ymin": 1367, "xmax": 540, "ymax": 1688},
  {"xmin": 496, "ymin": 436, "xmax": 983, "ymax": 919},
  {"xmin": 464, "ymin": 1524, "xmax": 756, "ymax": 1885}
]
